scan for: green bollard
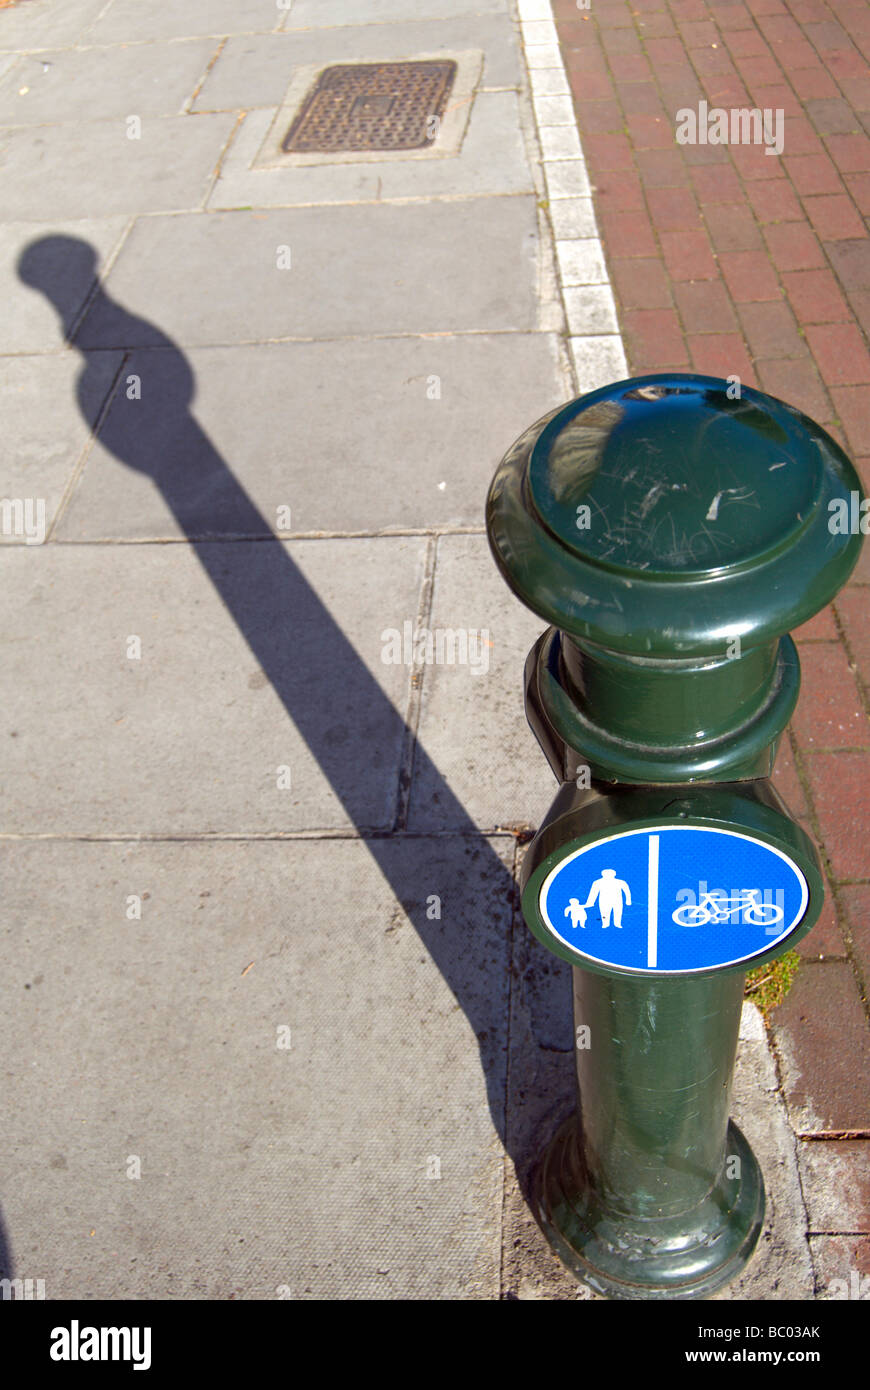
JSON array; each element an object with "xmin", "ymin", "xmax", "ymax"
[{"xmin": 487, "ymin": 374, "xmax": 864, "ymax": 1299}]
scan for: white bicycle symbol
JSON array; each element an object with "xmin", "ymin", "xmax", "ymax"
[{"xmin": 672, "ymin": 890, "xmax": 783, "ymax": 928}]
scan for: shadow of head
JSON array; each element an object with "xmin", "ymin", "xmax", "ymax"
[
  {"xmin": 17, "ymin": 235, "xmax": 100, "ymax": 341},
  {"xmin": 17, "ymin": 232, "xmax": 195, "ymax": 458}
]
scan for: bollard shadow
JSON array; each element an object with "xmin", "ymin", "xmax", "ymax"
[
  {"xmin": 16, "ymin": 236, "xmax": 575, "ymax": 1228},
  {"xmin": 0, "ymin": 1209, "xmax": 12, "ymax": 1285}
]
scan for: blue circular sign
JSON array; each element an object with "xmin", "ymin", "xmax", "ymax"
[{"xmin": 539, "ymin": 825, "xmax": 808, "ymax": 974}]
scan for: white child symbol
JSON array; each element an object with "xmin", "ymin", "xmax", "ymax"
[{"xmin": 564, "ymin": 897, "xmax": 587, "ymax": 929}]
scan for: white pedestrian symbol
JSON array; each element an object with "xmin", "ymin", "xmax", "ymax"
[{"xmin": 565, "ymin": 868, "xmax": 632, "ymax": 929}]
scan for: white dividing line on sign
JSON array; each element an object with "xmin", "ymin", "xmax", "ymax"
[{"xmin": 647, "ymin": 834, "xmax": 659, "ymax": 968}]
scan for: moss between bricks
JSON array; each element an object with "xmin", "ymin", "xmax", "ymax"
[{"xmin": 744, "ymin": 949, "xmax": 801, "ymax": 1018}]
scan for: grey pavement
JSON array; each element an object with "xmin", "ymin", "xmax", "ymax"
[{"xmin": 0, "ymin": 0, "xmax": 820, "ymax": 1301}]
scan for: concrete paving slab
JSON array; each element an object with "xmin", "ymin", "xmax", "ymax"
[
  {"xmin": 563, "ymin": 285, "xmax": 620, "ymax": 335},
  {"xmin": 74, "ymin": 200, "xmax": 542, "ymax": 347},
  {"xmin": 0, "ymin": 40, "xmax": 218, "ymax": 126},
  {"xmin": 798, "ymin": 1140, "xmax": 870, "ymax": 1234},
  {"xmin": 547, "ymin": 197, "xmax": 598, "ymax": 241},
  {"xmin": 0, "ymin": 0, "xmax": 107, "ymax": 50},
  {"xmin": 529, "ymin": 66, "xmax": 570, "ymax": 98},
  {"xmin": 283, "ymin": 0, "xmax": 511, "ymax": 25},
  {"xmin": 532, "ymin": 93, "xmax": 575, "ymax": 129},
  {"xmin": 569, "ymin": 335, "xmax": 629, "ymax": 393},
  {"xmin": 82, "ymin": 0, "xmax": 285, "ymax": 44},
  {"xmin": 0, "ymin": 218, "xmax": 127, "ymax": 352},
  {"xmin": 0, "ymin": 536, "xmax": 424, "ymax": 835},
  {"xmin": 212, "ymin": 90, "xmax": 533, "ymax": 209},
  {"xmin": 543, "ymin": 158, "xmax": 590, "ymax": 201},
  {"xmin": 408, "ymin": 533, "xmax": 556, "ymax": 835},
  {"xmin": 0, "ymin": 835, "xmax": 512, "ymax": 1298},
  {"xmin": 56, "ymin": 335, "xmax": 566, "ymax": 540},
  {"xmin": 191, "ymin": 18, "xmax": 521, "ymax": 112},
  {"xmin": 0, "ymin": 114, "xmax": 237, "ymax": 220},
  {"xmin": 0, "ymin": 350, "xmax": 121, "ymax": 539}
]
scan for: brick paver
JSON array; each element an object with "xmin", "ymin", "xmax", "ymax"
[
  {"xmin": 552, "ymin": 0, "xmax": 870, "ymax": 1166},
  {"xmin": 554, "ymin": 0, "xmax": 870, "ymax": 443}
]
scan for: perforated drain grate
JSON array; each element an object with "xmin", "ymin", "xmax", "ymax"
[{"xmin": 281, "ymin": 60, "xmax": 458, "ymax": 154}]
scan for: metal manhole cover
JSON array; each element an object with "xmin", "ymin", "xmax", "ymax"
[{"xmin": 282, "ymin": 60, "xmax": 458, "ymax": 154}]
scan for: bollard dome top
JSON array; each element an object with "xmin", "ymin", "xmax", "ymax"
[{"xmin": 487, "ymin": 373, "xmax": 863, "ymax": 657}]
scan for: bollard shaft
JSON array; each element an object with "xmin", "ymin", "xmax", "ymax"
[{"xmin": 572, "ymin": 969, "xmax": 743, "ymax": 1218}]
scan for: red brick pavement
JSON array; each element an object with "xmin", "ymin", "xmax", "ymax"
[{"xmin": 552, "ymin": 0, "xmax": 870, "ymax": 1254}]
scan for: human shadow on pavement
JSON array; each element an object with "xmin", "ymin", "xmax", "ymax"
[{"xmin": 17, "ymin": 235, "xmax": 575, "ymax": 1208}]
